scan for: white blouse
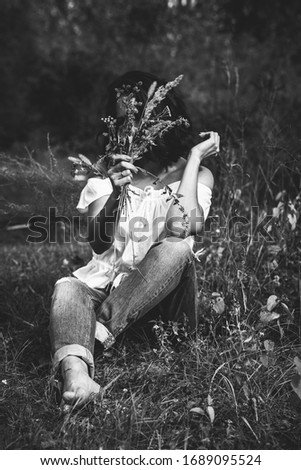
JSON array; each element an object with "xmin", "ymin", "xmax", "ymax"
[{"xmin": 73, "ymin": 177, "xmax": 212, "ymax": 290}]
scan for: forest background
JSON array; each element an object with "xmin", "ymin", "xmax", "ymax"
[
  {"xmin": 1, "ymin": 0, "xmax": 300, "ymax": 165},
  {"xmin": 1, "ymin": 0, "xmax": 301, "ymax": 451}
]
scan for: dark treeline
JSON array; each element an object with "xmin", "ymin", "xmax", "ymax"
[{"xmin": 0, "ymin": 0, "xmax": 301, "ymax": 174}]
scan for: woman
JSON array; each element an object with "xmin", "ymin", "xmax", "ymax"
[{"xmin": 50, "ymin": 71, "xmax": 220, "ymax": 410}]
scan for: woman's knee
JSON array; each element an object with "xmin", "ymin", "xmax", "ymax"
[
  {"xmin": 160, "ymin": 237, "xmax": 193, "ymax": 260},
  {"xmin": 52, "ymin": 277, "xmax": 85, "ymax": 303}
]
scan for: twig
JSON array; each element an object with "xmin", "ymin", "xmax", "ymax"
[
  {"xmin": 1, "ymin": 310, "xmax": 35, "ymax": 328},
  {"xmin": 100, "ymin": 372, "xmax": 126, "ymax": 400}
]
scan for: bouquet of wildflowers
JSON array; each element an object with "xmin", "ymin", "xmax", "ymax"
[
  {"xmin": 69, "ymin": 75, "xmax": 190, "ymax": 237},
  {"xmin": 69, "ymin": 75, "xmax": 188, "ymax": 178}
]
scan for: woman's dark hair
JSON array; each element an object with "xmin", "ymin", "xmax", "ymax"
[{"xmin": 99, "ymin": 70, "xmax": 194, "ymax": 168}]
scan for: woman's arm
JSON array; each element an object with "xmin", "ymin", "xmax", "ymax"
[
  {"xmin": 87, "ymin": 154, "xmax": 138, "ymax": 254},
  {"xmin": 87, "ymin": 191, "xmax": 118, "ymax": 254},
  {"xmin": 166, "ymin": 131, "xmax": 219, "ymax": 237}
]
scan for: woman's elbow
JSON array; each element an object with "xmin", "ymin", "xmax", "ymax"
[
  {"xmin": 166, "ymin": 207, "xmax": 204, "ymax": 238},
  {"xmin": 166, "ymin": 218, "xmax": 191, "ymax": 239},
  {"xmin": 87, "ymin": 224, "xmax": 112, "ymax": 254},
  {"xmin": 88, "ymin": 238, "xmax": 112, "ymax": 255}
]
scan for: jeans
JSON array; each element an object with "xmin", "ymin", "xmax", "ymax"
[{"xmin": 49, "ymin": 237, "xmax": 198, "ymax": 378}]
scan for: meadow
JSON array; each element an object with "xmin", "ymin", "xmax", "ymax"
[
  {"xmin": 1, "ymin": 0, "xmax": 301, "ymax": 452},
  {"xmin": 0, "ymin": 133, "xmax": 301, "ymax": 450}
]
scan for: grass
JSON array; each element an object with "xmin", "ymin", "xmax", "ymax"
[
  {"xmin": 0, "ymin": 127, "xmax": 301, "ymax": 449},
  {"xmin": 0, "ymin": 226, "xmax": 301, "ymax": 449}
]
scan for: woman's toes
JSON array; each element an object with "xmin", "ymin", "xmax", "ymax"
[
  {"xmin": 62, "ymin": 390, "xmax": 77, "ymax": 404},
  {"xmin": 62, "ymin": 384, "xmax": 99, "ymax": 408}
]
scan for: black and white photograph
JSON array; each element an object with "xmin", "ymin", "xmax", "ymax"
[{"xmin": 0, "ymin": 0, "xmax": 301, "ymax": 459}]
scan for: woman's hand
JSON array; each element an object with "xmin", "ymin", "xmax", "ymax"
[
  {"xmin": 107, "ymin": 154, "xmax": 138, "ymax": 193},
  {"xmin": 189, "ymin": 131, "xmax": 220, "ymax": 164}
]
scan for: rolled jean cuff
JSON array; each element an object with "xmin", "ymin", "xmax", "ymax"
[
  {"xmin": 52, "ymin": 344, "xmax": 95, "ymax": 379},
  {"xmin": 95, "ymin": 321, "xmax": 115, "ymax": 350}
]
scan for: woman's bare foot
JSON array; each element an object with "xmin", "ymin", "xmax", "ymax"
[{"xmin": 61, "ymin": 356, "xmax": 100, "ymax": 410}]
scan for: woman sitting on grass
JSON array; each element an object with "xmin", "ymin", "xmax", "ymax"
[{"xmin": 50, "ymin": 71, "xmax": 220, "ymax": 411}]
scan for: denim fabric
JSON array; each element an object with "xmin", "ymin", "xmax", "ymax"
[
  {"xmin": 49, "ymin": 277, "xmax": 110, "ymax": 378},
  {"xmin": 97, "ymin": 237, "xmax": 198, "ymax": 335},
  {"xmin": 49, "ymin": 237, "xmax": 197, "ymax": 377}
]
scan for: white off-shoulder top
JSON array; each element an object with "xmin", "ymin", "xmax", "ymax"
[{"xmin": 73, "ymin": 177, "xmax": 212, "ymax": 290}]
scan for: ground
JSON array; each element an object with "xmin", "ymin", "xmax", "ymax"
[{"xmin": 1, "ymin": 237, "xmax": 301, "ymax": 450}]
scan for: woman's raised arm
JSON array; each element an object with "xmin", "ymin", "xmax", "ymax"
[{"xmin": 166, "ymin": 131, "xmax": 219, "ymax": 238}]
